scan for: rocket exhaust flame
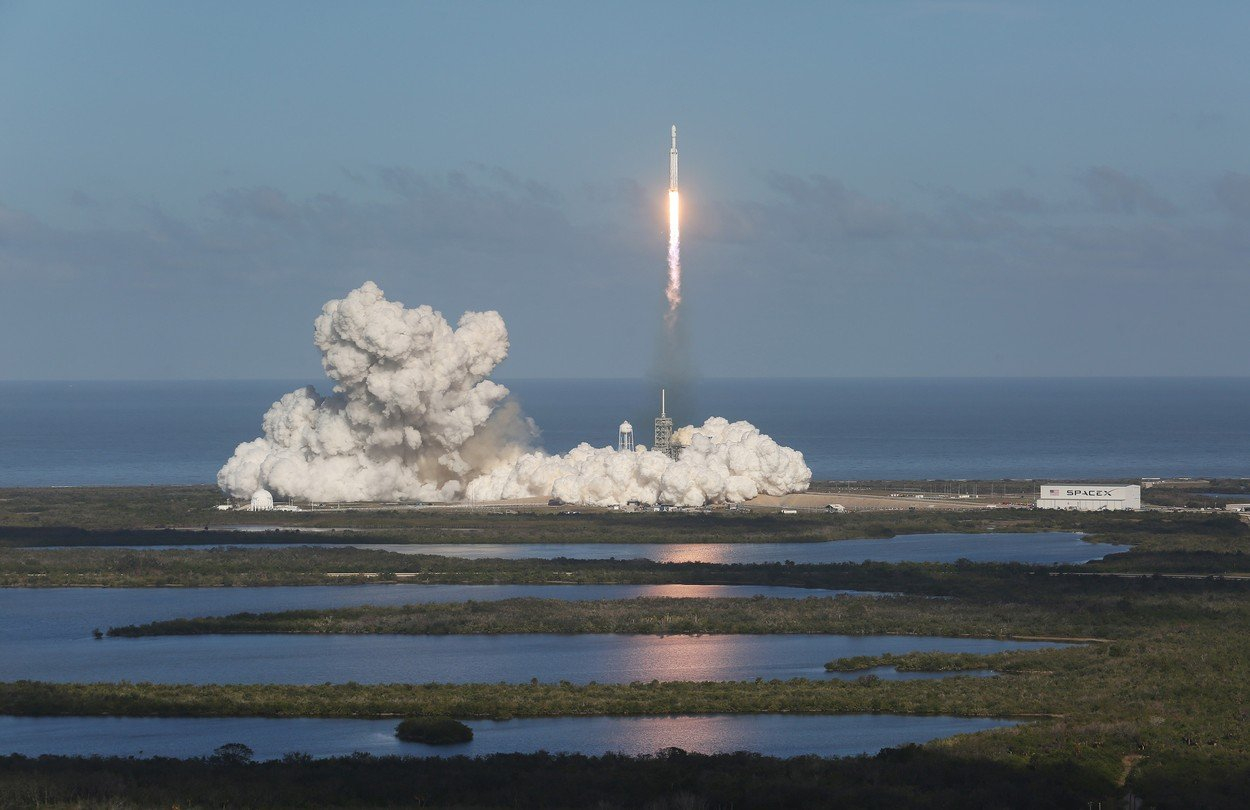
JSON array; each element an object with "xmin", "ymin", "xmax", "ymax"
[
  {"xmin": 666, "ymin": 189, "xmax": 680, "ymax": 327},
  {"xmin": 665, "ymin": 125, "xmax": 681, "ymax": 330}
]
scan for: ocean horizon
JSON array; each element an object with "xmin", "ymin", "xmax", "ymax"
[{"xmin": 2, "ymin": 377, "xmax": 1247, "ymax": 487}]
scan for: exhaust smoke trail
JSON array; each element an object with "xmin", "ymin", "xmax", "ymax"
[{"xmin": 665, "ymin": 125, "xmax": 681, "ymax": 330}]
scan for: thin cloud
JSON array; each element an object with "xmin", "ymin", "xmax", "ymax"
[
  {"xmin": 1077, "ymin": 166, "xmax": 1176, "ymax": 216},
  {"xmin": 2, "ymin": 164, "xmax": 1245, "ymax": 294},
  {"xmin": 1214, "ymin": 172, "xmax": 1250, "ymax": 220}
]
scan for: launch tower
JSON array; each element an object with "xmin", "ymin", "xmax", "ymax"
[{"xmin": 653, "ymin": 389, "xmax": 679, "ymax": 460}]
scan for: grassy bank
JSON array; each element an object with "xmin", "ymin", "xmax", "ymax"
[
  {"xmin": 0, "ymin": 545, "xmax": 1048, "ymax": 590},
  {"xmin": 6, "ymin": 541, "xmax": 1250, "ymax": 593},
  {"xmin": 104, "ymin": 587, "xmax": 1249, "ymax": 639},
  {"xmin": 825, "ymin": 651, "xmax": 1023, "ymax": 672},
  {"xmin": 0, "ymin": 545, "xmax": 939, "ymax": 589},
  {"xmin": 0, "ymin": 747, "xmax": 1139, "ymax": 809},
  {"xmin": 0, "ymin": 672, "xmax": 1062, "ymax": 720},
  {"xmin": 2, "ymin": 484, "xmax": 1240, "ymax": 547},
  {"xmin": 0, "ymin": 484, "xmax": 904, "ymax": 543}
]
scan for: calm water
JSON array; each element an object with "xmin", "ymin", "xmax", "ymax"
[
  {"xmin": 0, "ymin": 714, "xmax": 1017, "ymax": 760},
  {"xmin": 347, "ymin": 531, "xmax": 1127, "ymax": 564},
  {"xmin": 4, "ymin": 633, "xmax": 1061, "ymax": 685},
  {"xmin": 0, "ymin": 585, "xmax": 870, "ymax": 643},
  {"xmin": 2, "ymin": 378, "xmax": 1248, "ymax": 485},
  {"xmin": 119, "ymin": 531, "xmax": 1128, "ymax": 565}
]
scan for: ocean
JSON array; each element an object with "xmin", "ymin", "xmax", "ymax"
[{"xmin": 1, "ymin": 378, "xmax": 1247, "ymax": 487}]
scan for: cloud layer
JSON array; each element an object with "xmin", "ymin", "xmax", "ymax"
[{"xmin": 5, "ymin": 164, "xmax": 1250, "ymax": 379}]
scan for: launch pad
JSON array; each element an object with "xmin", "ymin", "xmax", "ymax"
[{"xmin": 653, "ymin": 388, "xmax": 679, "ymax": 460}]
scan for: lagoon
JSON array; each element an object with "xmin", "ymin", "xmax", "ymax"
[
  {"xmin": 265, "ymin": 531, "xmax": 1125, "ymax": 565},
  {"xmin": 0, "ymin": 584, "xmax": 867, "ymax": 644},
  {"xmin": 68, "ymin": 532, "xmax": 1130, "ymax": 565},
  {"xmin": 4, "ymin": 632, "xmax": 1061, "ymax": 685},
  {"xmin": 0, "ymin": 713, "xmax": 1019, "ymax": 760}
]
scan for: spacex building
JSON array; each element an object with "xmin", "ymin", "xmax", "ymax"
[{"xmin": 1036, "ymin": 485, "xmax": 1142, "ymax": 511}]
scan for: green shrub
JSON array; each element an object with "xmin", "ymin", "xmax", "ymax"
[
  {"xmin": 209, "ymin": 742, "xmax": 254, "ymax": 765},
  {"xmin": 395, "ymin": 717, "xmax": 473, "ymax": 745}
]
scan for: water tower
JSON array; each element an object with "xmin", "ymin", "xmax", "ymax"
[{"xmin": 618, "ymin": 421, "xmax": 635, "ymax": 452}]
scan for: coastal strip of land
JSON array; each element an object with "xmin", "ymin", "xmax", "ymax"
[{"xmin": 104, "ymin": 593, "xmax": 1161, "ymax": 639}]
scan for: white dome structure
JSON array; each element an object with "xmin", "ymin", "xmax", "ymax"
[{"xmin": 249, "ymin": 489, "xmax": 275, "ymax": 511}]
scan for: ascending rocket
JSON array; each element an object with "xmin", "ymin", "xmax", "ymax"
[
  {"xmin": 664, "ymin": 124, "xmax": 682, "ymax": 326},
  {"xmin": 669, "ymin": 125, "xmax": 678, "ymax": 192}
]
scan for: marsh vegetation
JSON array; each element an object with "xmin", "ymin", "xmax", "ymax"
[{"xmin": 3, "ymin": 486, "xmax": 1250, "ymax": 806}]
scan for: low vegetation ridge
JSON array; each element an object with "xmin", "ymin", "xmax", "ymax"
[
  {"xmin": 3, "ymin": 510, "xmax": 1247, "ymax": 590},
  {"xmin": 104, "ymin": 586, "xmax": 1245, "ymax": 639},
  {"xmin": 0, "ymin": 647, "xmax": 1111, "ymax": 719},
  {"xmin": 1, "ymin": 484, "xmax": 1241, "ymax": 547},
  {"xmin": 0, "ymin": 746, "xmax": 1181, "ymax": 809},
  {"xmin": 826, "ymin": 651, "xmax": 1021, "ymax": 673}
]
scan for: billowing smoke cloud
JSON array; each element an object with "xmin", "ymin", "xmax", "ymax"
[
  {"xmin": 217, "ymin": 282, "xmax": 533, "ymax": 502},
  {"xmin": 219, "ymin": 283, "xmax": 811, "ymax": 506},
  {"xmin": 466, "ymin": 418, "xmax": 810, "ymax": 507}
]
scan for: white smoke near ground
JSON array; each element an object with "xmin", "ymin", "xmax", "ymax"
[
  {"xmin": 466, "ymin": 418, "xmax": 810, "ymax": 507},
  {"xmin": 217, "ymin": 281, "xmax": 532, "ymax": 503},
  {"xmin": 219, "ymin": 283, "xmax": 811, "ymax": 506}
]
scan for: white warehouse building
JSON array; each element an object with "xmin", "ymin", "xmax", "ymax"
[{"xmin": 1036, "ymin": 485, "xmax": 1141, "ymax": 511}]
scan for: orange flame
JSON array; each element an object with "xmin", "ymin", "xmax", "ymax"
[{"xmin": 665, "ymin": 190, "xmax": 681, "ymax": 329}]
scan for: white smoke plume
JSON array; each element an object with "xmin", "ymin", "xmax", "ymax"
[
  {"xmin": 219, "ymin": 283, "xmax": 811, "ymax": 506},
  {"xmin": 466, "ymin": 418, "xmax": 811, "ymax": 507},
  {"xmin": 217, "ymin": 282, "xmax": 532, "ymax": 502}
]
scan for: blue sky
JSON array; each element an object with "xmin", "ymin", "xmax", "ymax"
[{"xmin": 2, "ymin": 1, "xmax": 1248, "ymax": 379}]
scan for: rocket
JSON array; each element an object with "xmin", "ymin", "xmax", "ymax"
[{"xmin": 669, "ymin": 125, "xmax": 678, "ymax": 192}]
